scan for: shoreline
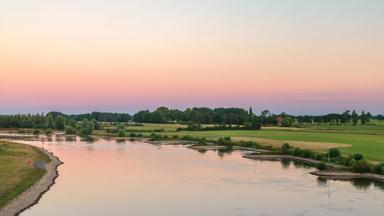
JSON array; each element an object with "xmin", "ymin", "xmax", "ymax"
[
  {"xmin": 243, "ymin": 154, "xmax": 384, "ymax": 182},
  {"xmin": 0, "ymin": 147, "xmax": 63, "ymax": 216}
]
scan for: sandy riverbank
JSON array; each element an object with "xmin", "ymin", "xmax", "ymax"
[{"xmin": 0, "ymin": 148, "xmax": 63, "ymax": 216}]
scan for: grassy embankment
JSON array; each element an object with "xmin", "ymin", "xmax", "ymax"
[
  {"xmin": 95, "ymin": 121, "xmax": 384, "ymax": 162},
  {"xmin": 0, "ymin": 140, "xmax": 50, "ymax": 208}
]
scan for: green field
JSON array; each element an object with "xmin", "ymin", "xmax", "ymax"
[
  {"xmin": 118, "ymin": 122, "xmax": 384, "ymax": 162},
  {"xmin": 0, "ymin": 140, "xmax": 51, "ymax": 208}
]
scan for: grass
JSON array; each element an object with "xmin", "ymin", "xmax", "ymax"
[
  {"xmin": 0, "ymin": 140, "xmax": 51, "ymax": 208},
  {"xmin": 113, "ymin": 122, "xmax": 384, "ymax": 162}
]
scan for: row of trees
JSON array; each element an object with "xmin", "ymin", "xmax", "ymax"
[
  {"xmin": 295, "ymin": 110, "xmax": 372, "ymax": 125},
  {"xmin": 133, "ymin": 107, "xmax": 251, "ymax": 125},
  {"xmin": 48, "ymin": 111, "xmax": 132, "ymax": 122},
  {"xmin": 0, "ymin": 114, "xmax": 65, "ymax": 129},
  {"xmin": 0, "ymin": 108, "xmax": 380, "ymax": 130}
]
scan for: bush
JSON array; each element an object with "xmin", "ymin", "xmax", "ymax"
[
  {"xmin": 136, "ymin": 133, "xmax": 143, "ymax": 137},
  {"xmin": 45, "ymin": 129, "xmax": 52, "ymax": 135},
  {"xmin": 352, "ymin": 160, "xmax": 372, "ymax": 173},
  {"xmin": 224, "ymin": 137, "xmax": 231, "ymax": 142},
  {"xmin": 129, "ymin": 132, "xmax": 136, "ymax": 137},
  {"xmin": 300, "ymin": 149, "xmax": 314, "ymax": 158},
  {"xmin": 172, "ymin": 135, "xmax": 179, "ymax": 139},
  {"xmin": 353, "ymin": 153, "xmax": 364, "ymax": 161},
  {"xmin": 373, "ymin": 162, "xmax": 384, "ymax": 175},
  {"xmin": 149, "ymin": 133, "xmax": 162, "ymax": 141},
  {"xmin": 197, "ymin": 137, "xmax": 206, "ymax": 145},
  {"xmin": 65, "ymin": 126, "xmax": 76, "ymax": 135},
  {"xmin": 117, "ymin": 129, "xmax": 126, "ymax": 137},
  {"xmin": 316, "ymin": 162, "xmax": 327, "ymax": 171},
  {"xmin": 328, "ymin": 148, "xmax": 341, "ymax": 158},
  {"xmin": 281, "ymin": 143, "xmax": 291, "ymax": 154},
  {"xmin": 293, "ymin": 148, "xmax": 303, "ymax": 156},
  {"xmin": 33, "ymin": 128, "xmax": 40, "ymax": 135},
  {"xmin": 117, "ymin": 123, "xmax": 125, "ymax": 130}
]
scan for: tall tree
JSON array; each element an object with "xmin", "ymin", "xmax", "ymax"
[{"xmin": 351, "ymin": 110, "xmax": 359, "ymax": 125}]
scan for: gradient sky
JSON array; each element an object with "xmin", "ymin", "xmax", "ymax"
[{"xmin": 1, "ymin": 0, "xmax": 383, "ymax": 114}]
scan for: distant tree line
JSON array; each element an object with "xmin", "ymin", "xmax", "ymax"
[
  {"xmin": 295, "ymin": 110, "xmax": 372, "ymax": 125},
  {"xmin": 0, "ymin": 114, "xmax": 65, "ymax": 129},
  {"xmin": 133, "ymin": 107, "xmax": 253, "ymax": 125},
  {"xmin": 48, "ymin": 111, "xmax": 132, "ymax": 122},
  {"xmin": 0, "ymin": 108, "xmax": 381, "ymax": 131}
]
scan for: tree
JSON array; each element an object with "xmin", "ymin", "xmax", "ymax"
[
  {"xmin": 360, "ymin": 110, "xmax": 370, "ymax": 125},
  {"xmin": 351, "ymin": 110, "xmax": 359, "ymax": 125},
  {"xmin": 341, "ymin": 110, "xmax": 351, "ymax": 124},
  {"xmin": 54, "ymin": 115, "xmax": 65, "ymax": 130},
  {"xmin": 77, "ymin": 119, "xmax": 94, "ymax": 137},
  {"xmin": 281, "ymin": 116, "xmax": 294, "ymax": 127},
  {"xmin": 45, "ymin": 114, "xmax": 55, "ymax": 129},
  {"xmin": 353, "ymin": 153, "xmax": 364, "ymax": 161}
]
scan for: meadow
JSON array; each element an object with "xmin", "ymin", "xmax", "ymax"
[
  {"xmin": 0, "ymin": 140, "xmax": 51, "ymax": 208},
  {"xmin": 116, "ymin": 121, "xmax": 384, "ymax": 162}
]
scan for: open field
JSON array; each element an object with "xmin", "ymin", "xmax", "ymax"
[
  {"xmin": 0, "ymin": 140, "xmax": 50, "ymax": 208},
  {"xmin": 117, "ymin": 122, "xmax": 384, "ymax": 162}
]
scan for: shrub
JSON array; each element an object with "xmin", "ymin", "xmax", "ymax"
[
  {"xmin": 197, "ymin": 137, "xmax": 206, "ymax": 145},
  {"xmin": 65, "ymin": 126, "xmax": 76, "ymax": 135},
  {"xmin": 353, "ymin": 153, "xmax": 364, "ymax": 161},
  {"xmin": 172, "ymin": 135, "xmax": 179, "ymax": 139},
  {"xmin": 117, "ymin": 129, "xmax": 126, "ymax": 137},
  {"xmin": 328, "ymin": 148, "xmax": 341, "ymax": 158},
  {"xmin": 281, "ymin": 143, "xmax": 291, "ymax": 154},
  {"xmin": 224, "ymin": 137, "xmax": 231, "ymax": 141},
  {"xmin": 352, "ymin": 160, "xmax": 372, "ymax": 173},
  {"xmin": 293, "ymin": 148, "xmax": 302, "ymax": 156},
  {"xmin": 129, "ymin": 132, "xmax": 136, "ymax": 137},
  {"xmin": 316, "ymin": 162, "xmax": 327, "ymax": 171},
  {"xmin": 45, "ymin": 129, "xmax": 52, "ymax": 135},
  {"xmin": 373, "ymin": 162, "xmax": 384, "ymax": 175},
  {"xmin": 149, "ymin": 133, "xmax": 162, "ymax": 141},
  {"xmin": 117, "ymin": 123, "xmax": 125, "ymax": 130},
  {"xmin": 136, "ymin": 133, "xmax": 143, "ymax": 137},
  {"xmin": 33, "ymin": 128, "xmax": 40, "ymax": 135},
  {"xmin": 300, "ymin": 149, "xmax": 314, "ymax": 158},
  {"xmin": 181, "ymin": 135, "xmax": 192, "ymax": 140}
]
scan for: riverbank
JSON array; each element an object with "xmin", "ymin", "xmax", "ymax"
[
  {"xmin": 310, "ymin": 171, "xmax": 384, "ymax": 182},
  {"xmin": 0, "ymin": 147, "xmax": 62, "ymax": 216},
  {"xmin": 243, "ymin": 153, "xmax": 384, "ymax": 182}
]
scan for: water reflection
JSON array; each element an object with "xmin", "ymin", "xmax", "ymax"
[
  {"xmin": 4, "ymin": 136, "xmax": 384, "ymax": 216},
  {"xmin": 281, "ymin": 159, "xmax": 291, "ymax": 168}
]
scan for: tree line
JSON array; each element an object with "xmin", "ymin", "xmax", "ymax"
[
  {"xmin": 0, "ymin": 108, "xmax": 381, "ymax": 130},
  {"xmin": 295, "ymin": 110, "xmax": 373, "ymax": 125}
]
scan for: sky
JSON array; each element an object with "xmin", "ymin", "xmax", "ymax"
[{"xmin": 1, "ymin": 0, "xmax": 383, "ymax": 114}]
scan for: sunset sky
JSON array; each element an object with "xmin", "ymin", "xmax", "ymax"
[{"xmin": 1, "ymin": 0, "xmax": 383, "ymax": 114}]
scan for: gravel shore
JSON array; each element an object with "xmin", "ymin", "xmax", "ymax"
[{"xmin": 0, "ymin": 148, "xmax": 62, "ymax": 216}]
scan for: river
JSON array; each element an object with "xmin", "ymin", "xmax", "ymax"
[{"xmin": 11, "ymin": 135, "xmax": 384, "ymax": 216}]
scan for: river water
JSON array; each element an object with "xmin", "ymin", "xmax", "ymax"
[{"xmin": 11, "ymin": 136, "xmax": 384, "ymax": 216}]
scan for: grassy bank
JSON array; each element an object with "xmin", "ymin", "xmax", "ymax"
[{"xmin": 0, "ymin": 140, "xmax": 51, "ymax": 208}]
